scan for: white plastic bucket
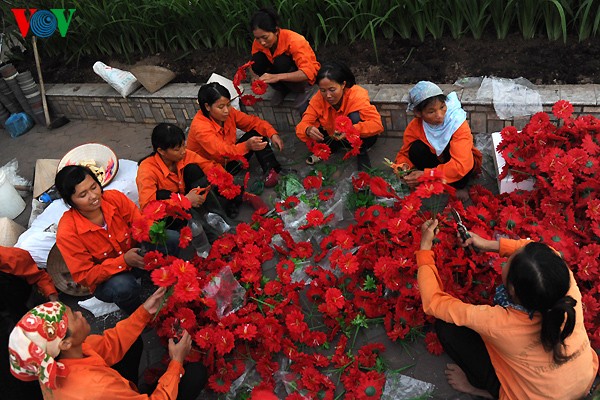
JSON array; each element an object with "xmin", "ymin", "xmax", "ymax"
[{"xmin": 0, "ymin": 170, "xmax": 26, "ymax": 219}]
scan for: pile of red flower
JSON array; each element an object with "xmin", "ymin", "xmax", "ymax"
[{"xmin": 131, "ymin": 100, "xmax": 599, "ymax": 398}]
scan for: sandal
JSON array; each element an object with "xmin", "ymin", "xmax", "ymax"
[{"xmin": 306, "ymin": 154, "xmax": 322, "ymax": 165}]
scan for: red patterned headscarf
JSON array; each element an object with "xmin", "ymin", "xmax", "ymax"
[{"xmin": 8, "ymin": 302, "xmax": 70, "ymax": 389}]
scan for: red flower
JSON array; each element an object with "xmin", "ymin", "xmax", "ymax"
[
  {"xmin": 369, "ymin": 176, "xmax": 397, "ymax": 198},
  {"xmin": 355, "ymin": 370, "xmax": 385, "ymax": 399},
  {"xmin": 552, "ymin": 100, "xmax": 574, "ymax": 120},
  {"xmin": 307, "ymin": 140, "xmax": 332, "ymax": 161},
  {"xmin": 234, "ymin": 323, "xmax": 258, "ymax": 340},
  {"xmin": 303, "ymin": 173, "xmax": 323, "ymax": 190},
  {"xmin": 173, "ymin": 278, "xmax": 200, "ymax": 302},
  {"xmin": 214, "ymin": 328, "xmax": 236, "ymax": 356},
  {"xmin": 240, "ymin": 95, "xmax": 261, "ymax": 106},
  {"xmin": 178, "ymin": 226, "xmax": 192, "ymax": 248},
  {"xmin": 150, "ymin": 267, "xmax": 177, "ymax": 287},
  {"xmin": 206, "ymin": 167, "xmax": 242, "ymax": 200},
  {"xmin": 208, "ymin": 375, "xmax": 232, "ymax": 393},
  {"xmin": 425, "ymin": 331, "xmax": 444, "ymax": 355},
  {"xmin": 335, "ymin": 115, "xmax": 353, "ymax": 133},
  {"xmin": 301, "ymin": 209, "xmax": 333, "ymax": 229},
  {"xmin": 318, "ymin": 189, "xmax": 334, "ymax": 201},
  {"xmin": 352, "ymin": 172, "xmax": 371, "ymax": 191},
  {"xmin": 233, "ymin": 60, "xmax": 254, "ymax": 95},
  {"xmin": 251, "ymin": 79, "xmax": 268, "ymax": 95},
  {"xmin": 142, "ymin": 200, "xmax": 167, "ymax": 221},
  {"xmin": 331, "ymin": 250, "xmax": 359, "ymax": 275},
  {"xmin": 324, "ymin": 287, "xmax": 345, "ymax": 310},
  {"xmin": 171, "ymin": 259, "xmax": 197, "ymax": 280}
]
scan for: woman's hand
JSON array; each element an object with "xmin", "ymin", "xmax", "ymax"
[
  {"xmin": 124, "ymin": 248, "xmax": 145, "ymax": 269},
  {"xmin": 186, "ymin": 188, "xmax": 207, "ymax": 208},
  {"xmin": 143, "ymin": 287, "xmax": 167, "ymax": 314},
  {"xmin": 420, "ymin": 219, "xmax": 439, "ymax": 251},
  {"xmin": 259, "ymin": 73, "xmax": 280, "ymax": 84},
  {"xmin": 169, "ymin": 330, "xmax": 192, "ymax": 363},
  {"xmin": 246, "ymin": 136, "xmax": 268, "ymax": 152},
  {"xmin": 306, "ymin": 126, "xmax": 324, "ymax": 142},
  {"xmin": 270, "ymin": 134, "xmax": 284, "ymax": 151},
  {"xmin": 460, "ymin": 231, "xmax": 500, "ymax": 253},
  {"xmin": 403, "ymin": 170, "xmax": 424, "ymax": 188}
]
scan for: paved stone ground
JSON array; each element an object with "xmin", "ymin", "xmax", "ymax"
[{"xmin": 0, "ymin": 119, "xmax": 501, "ymax": 400}]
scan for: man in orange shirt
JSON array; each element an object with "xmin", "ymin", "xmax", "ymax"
[{"xmin": 8, "ymin": 287, "xmax": 208, "ymax": 399}]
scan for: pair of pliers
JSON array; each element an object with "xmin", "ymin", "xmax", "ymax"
[{"xmin": 450, "ymin": 208, "xmax": 475, "ymax": 254}]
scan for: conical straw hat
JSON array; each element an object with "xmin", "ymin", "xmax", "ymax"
[
  {"xmin": 46, "ymin": 244, "xmax": 91, "ymax": 297},
  {"xmin": 0, "ymin": 217, "xmax": 26, "ymax": 247},
  {"xmin": 130, "ymin": 65, "xmax": 176, "ymax": 94}
]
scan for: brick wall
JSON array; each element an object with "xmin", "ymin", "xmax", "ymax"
[{"xmin": 45, "ymin": 83, "xmax": 600, "ymax": 136}]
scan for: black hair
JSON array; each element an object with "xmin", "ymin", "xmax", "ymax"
[
  {"xmin": 414, "ymin": 94, "xmax": 447, "ymax": 113},
  {"xmin": 55, "ymin": 165, "xmax": 103, "ymax": 209},
  {"xmin": 249, "ymin": 8, "xmax": 279, "ymax": 33},
  {"xmin": 507, "ymin": 242, "xmax": 576, "ymax": 365},
  {"xmin": 315, "ymin": 62, "xmax": 356, "ymax": 88},
  {"xmin": 139, "ymin": 123, "xmax": 186, "ymax": 165},
  {"xmin": 197, "ymin": 82, "xmax": 231, "ymax": 118}
]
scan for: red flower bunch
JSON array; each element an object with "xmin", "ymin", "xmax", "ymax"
[
  {"xmin": 335, "ymin": 115, "xmax": 363, "ymax": 160},
  {"xmin": 233, "ymin": 60, "xmax": 267, "ymax": 106},
  {"xmin": 206, "ymin": 166, "xmax": 241, "ymax": 200},
  {"xmin": 307, "ymin": 139, "xmax": 332, "ymax": 161}
]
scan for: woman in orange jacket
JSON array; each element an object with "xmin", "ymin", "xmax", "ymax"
[
  {"xmin": 296, "ymin": 61, "xmax": 384, "ymax": 170},
  {"xmin": 418, "ymin": 220, "xmax": 598, "ymax": 399},
  {"xmin": 188, "ymin": 82, "xmax": 284, "ymax": 194},
  {"xmin": 250, "ymin": 8, "xmax": 320, "ymax": 108},
  {"xmin": 55, "ymin": 165, "xmax": 146, "ymax": 315},
  {"xmin": 394, "ymin": 81, "xmax": 482, "ymax": 190}
]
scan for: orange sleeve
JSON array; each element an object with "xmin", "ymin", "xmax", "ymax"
[
  {"xmin": 296, "ymin": 94, "xmax": 323, "ymax": 143},
  {"xmin": 186, "ymin": 150, "xmax": 227, "ymax": 176},
  {"xmin": 187, "ymin": 113, "xmax": 247, "ymax": 162},
  {"xmin": 423, "ymin": 121, "xmax": 475, "ymax": 183},
  {"xmin": 84, "ymin": 307, "xmax": 183, "ymax": 400},
  {"xmin": 394, "ymin": 119, "xmax": 421, "ymax": 168},
  {"xmin": 287, "ymin": 32, "xmax": 320, "ymax": 84},
  {"xmin": 0, "ymin": 247, "xmax": 58, "ymax": 297},
  {"xmin": 499, "ymin": 238, "xmax": 532, "ymax": 258},
  {"xmin": 350, "ymin": 87, "xmax": 383, "ymax": 137},
  {"xmin": 232, "ymin": 108, "xmax": 278, "ymax": 138},
  {"xmin": 136, "ymin": 159, "xmax": 160, "ymax": 210}
]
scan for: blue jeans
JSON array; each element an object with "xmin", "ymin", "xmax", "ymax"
[{"xmin": 94, "ymin": 269, "xmax": 145, "ymax": 315}]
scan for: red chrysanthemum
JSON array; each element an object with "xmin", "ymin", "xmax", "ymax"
[
  {"xmin": 335, "ymin": 115, "xmax": 353, "ymax": 133},
  {"xmin": 150, "ymin": 266, "xmax": 177, "ymax": 287},
  {"xmin": 355, "ymin": 370, "xmax": 385, "ymax": 399},
  {"xmin": 318, "ymin": 188, "xmax": 334, "ymax": 201},
  {"xmin": 251, "ymin": 79, "xmax": 268, "ymax": 95},
  {"xmin": 131, "ymin": 217, "xmax": 152, "ymax": 242},
  {"xmin": 240, "ymin": 94, "xmax": 261, "ymax": 106},
  {"xmin": 552, "ymin": 99, "xmax": 574, "ymax": 120},
  {"xmin": 178, "ymin": 226, "xmax": 192, "ymax": 249},
  {"xmin": 425, "ymin": 331, "xmax": 444, "ymax": 355},
  {"xmin": 303, "ymin": 173, "xmax": 323, "ymax": 190},
  {"xmin": 234, "ymin": 323, "xmax": 258, "ymax": 340},
  {"xmin": 142, "ymin": 200, "xmax": 168, "ymax": 221},
  {"xmin": 173, "ymin": 278, "xmax": 200, "ymax": 302}
]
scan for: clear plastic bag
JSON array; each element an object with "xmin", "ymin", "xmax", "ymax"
[
  {"xmin": 202, "ymin": 266, "xmax": 246, "ymax": 319},
  {"xmin": 381, "ymin": 372, "xmax": 435, "ymax": 400},
  {"xmin": 206, "ymin": 212, "xmax": 231, "ymax": 235},
  {"xmin": 477, "ymin": 76, "xmax": 542, "ymax": 120},
  {"xmin": 1, "ymin": 158, "xmax": 31, "ymax": 194}
]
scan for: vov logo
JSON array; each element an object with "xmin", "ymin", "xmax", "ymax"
[{"xmin": 11, "ymin": 9, "xmax": 76, "ymax": 38}]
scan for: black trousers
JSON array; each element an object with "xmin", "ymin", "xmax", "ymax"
[
  {"xmin": 251, "ymin": 51, "xmax": 306, "ymax": 93},
  {"xmin": 113, "ymin": 337, "xmax": 208, "ymax": 400},
  {"xmin": 407, "ymin": 139, "xmax": 474, "ymax": 189},
  {"xmin": 435, "ymin": 320, "xmax": 501, "ymax": 399},
  {"xmin": 320, "ymin": 111, "xmax": 378, "ymax": 170},
  {"xmin": 225, "ymin": 129, "xmax": 281, "ymax": 175},
  {"xmin": 0, "ymin": 272, "xmax": 43, "ymax": 400}
]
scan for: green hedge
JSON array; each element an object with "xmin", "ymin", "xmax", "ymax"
[{"xmin": 3, "ymin": 0, "xmax": 600, "ymax": 62}]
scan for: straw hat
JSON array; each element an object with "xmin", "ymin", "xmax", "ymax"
[
  {"xmin": 57, "ymin": 143, "xmax": 119, "ymax": 187},
  {"xmin": 46, "ymin": 244, "xmax": 90, "ymax": 297},
  {"xmin": 0, "ymin": 217, "xmax": 26, "ymax": 247},
  {"xmin": 130, "ymin": 65, "xmax": 176, "ymax": 94}
]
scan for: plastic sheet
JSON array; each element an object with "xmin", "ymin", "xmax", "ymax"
[
  {"xmin": 1, "ymin": 158, "xmax": 31, "ymax": 194},
  {"xmin": 381, "ymin": 372, "xmax": 435, "ymax": 400},
  {"xmin": 206, "ymin": 212, "xmax": 231, "ymax": 235},
  {"xmin": 476, "ymin": 76, "xmax": 542, "ymax": 120},
  {"xmin": 202, "ymin": 266, "xmax": 246, "ymax": 319}
]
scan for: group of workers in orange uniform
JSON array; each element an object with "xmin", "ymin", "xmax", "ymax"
[{"xmin": 3, "ymin": 6, "xmax": 596, "ymax": 400}]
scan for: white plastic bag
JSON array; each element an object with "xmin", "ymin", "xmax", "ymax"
[{"xmin": 93, "ymin": 61, "xmax": 141, "ymax": 98}]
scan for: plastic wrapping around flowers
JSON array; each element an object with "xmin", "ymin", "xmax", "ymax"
[
  {"xmin": 381, "ymin": 372, "xmax": 435, "ymax": 400},
  {"xmin": 202, "ymin": 266, "xmax": 246, "ymax": 319}
]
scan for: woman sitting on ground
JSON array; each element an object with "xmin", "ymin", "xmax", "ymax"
[
  {"xmin": 55, "ymin": 165, "xmax": 146, "ymax": 315},
  {"xmin": 249, "ymin": 7, "xmax": 320, "ymax": 109},
  {"xmin": 394, "ymin": 81, "xmax": 481, "ymax": 192},
  {"xmin": 417, "ymin": 219, "xmax": 598, "ymax": 400},
  {"xmin": 296, "ymin": 61, "xmax": 384, "ymax": 171},
  {"xmin": 187, "ymin": 82, "xmax": 281, "ymax": 215},
  {"xmin": 8, "ymin": 288, "xmax": 207, "ymax": 399}
]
